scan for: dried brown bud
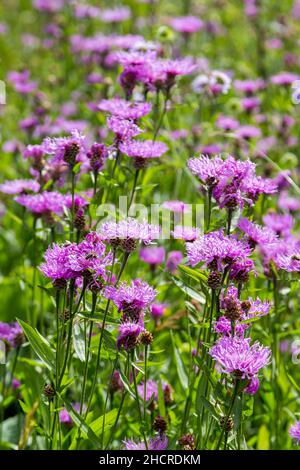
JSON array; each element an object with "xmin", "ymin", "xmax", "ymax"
[
  {"xmin": 140, "ymin": 330, "xmax": 153, "ymax": 346},
  {"xmin": 153, "ymin": 415, "xmax": 167, "ymax": 434},
  {"xmin": 220, "ymin": 415, "xmax": 234, "ymax": 432},
  {"xmin": 207, "ymin": 271, "xmax": 222, "ymax": 289}
]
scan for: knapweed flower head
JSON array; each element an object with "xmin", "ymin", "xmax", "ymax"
[
  {"xmin": 186, "ymin": 230, "xmax": 251, "ymax": 271},
  {"xmin": 151, "ymin": 303, "xmax": 168, "ymax": 319},
  {"xmin": 209, "ymin": 336, "xmax": 271, "ymax": 379},
  {"xmin": 235, "ymin": 125, "xmax": 261, "ymax": 140},
  {"xmin": 106, "ymin": 279, "xmax": 156, "ymax": 322},
  {"xmin": 140, "ymin": 246, "xmax": 165, "ymax": 266},
  {"xmin": 214, "ymin": 317, "xmax": 247, "ymax": 337},
  {"xmin": 278, "ymin": 191, "xmax": 300, "ymax": 212},
  {"xmin": 98, "ymin": 218, "xmax": 160, "ymax": 251},
  {"xmin": 237, "ymin": 217, "xmax": 277, "ymax": 247},
  {"xmin": 40, "ymin": 234, "xmax": 112, "ymax": 289},
  {"xmin": 263, "ymin": 212, "xmax": 294, "ymax": 237},
  {"xmin": 59, "ymin": 403, "xmax": 81, "ymax": 427},
  {"xmin": 234, "ymin": 78, "xmax": 265, "ymax": 95},
  {"xmin": 289, "ymin": 421, "xmax": 300, "ymax": 444},
  {"xmin": 86, "ymin": 143, "xmax": 108, "ymax": 172},
  {"xmin": 216, "ymin": 116, "xmax": 239, "ymax": 131},
  {"xmin": 41, "ymin": 130, "xmax": 86, "ymax": 167},
  {"xmin": 172, "ymin": 226, "xmax": 200, "ymax": 241},
  {"xmin": 123, "ymin": 434, "xmax": 168, "ymax": 450},
  {"xmin": 0, "ymin": 179, "xmax": 40, "ymax": 195},
  {"xmin": 137, "ymin": 379, "xmax": 158, "ymax": 402},
  {"xmin": 15, "ymin": 191, "xmax": 65, "ymax": 216},
  {"xmin": 162, "ymin": 200, "xmax": 189, "ymax": 213},
  {"xmin": 270, "ymin": 71, "xmax": 299, "ymax": 86},
  {"xmin": 166, "ymin": 250, "xmax": 183, "ymax": 273},
  {"xmin": 117, "ymin": 321, "xmax": 144, "ymax": 351},
  {"xmin": 107, "ymin": 116, "xmax": 143, "ymax": 142},
  {"xmin": 97, "ymin": 98, "xmax": 152, "ymax": 120},
  {"xmin": 119, "ymin": 140, "xmax": 168, "ymax": 169},
  {"xmin": 0, "ymin": 321, "xmax": 23, "ymax": 348},
  {"xmin": 244, "ymin": 376, "xmax": 260, "ymax": 395},
  {"xmin": 187, "ymin": 154, "xmax": 224, "ymax": 188},
  {"xmin": 170, "ymin": 16, "xmax": 203, "ymax": 34},
  {"xmin": 258, "ymin": 237, "xmax": 296, "ymax": 275}
]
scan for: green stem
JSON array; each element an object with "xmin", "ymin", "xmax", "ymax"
[
  {"xmin": 215, "ymin": 380, "xmax": 240, "ymax": 450},
  {"xmin": 131, "ymin": 350, "xmax": 148, "ymax": 449},
  {"xmin": 128, "ymin": 169, "xmax": 139, "ymax": 209}
]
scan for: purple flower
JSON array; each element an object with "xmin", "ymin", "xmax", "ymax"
[
  {"xmin": 7, "ymin": 70, "xmax": 37, "ymax": 94},
  {"xmin": 263, "ymin": 212, "xmax": 294, "ymax": 237},
  {"xmin": 289, "ymin": 421, "xmax": 300, "ymax": 444},
  {"xmin": 15, "ymin": 191, "xmax": 65, "ymax": 215},
  {"xmin": 187, "ymin": 154, "xmax": 224, "ymax": 187},
  {"xmin": 12, "ymin": 378, "xmax": 21, "ymax": 390},
  {"xmin": 238, "ymin": 217, "xmax": 277, "ymax": 247},
  {"xmin": 162, "ymin": 200, "xmax": 189, "ymax": 213},
  {"xmin": 209, "ymin": 336, "xmax": 271, "ymax": 378},
  {"xmin": 41, "ymin": 130, "xmax": 86, "ymax": 166},
  {"xmin": 170, "ymin": 16, "xmax": 203, "ymax": 34},
  {"xmin": 107, "ymin": 116, "xmax": 142, "ymax": 142},
  {"xmin": 140, "ymin": 247, "xmax": 165, "ymax": 266},
  {"xmin": 166, "ymin": 250, "xmax": 183, "ymax": 273},
  {"xmin": 97, "ymin": 98, "xmax": 152, "ymax": 120},
  {"xmin": 98, "ymin": 218, "xmax": 160, "ymax": 250},
  {"xmin": 172, "ymin": 226, "xmax": 200, "ymax": 241},
  {"xmin": 271, "ymin": 72, "xmax": 299, "ymax": 86},
  {"xmin": 123, "ymin": 434, "xmax": 168, "ymax": 450},
  {"xmin": 244, "ymin": 376, "xmax": 260, "ymax": 395},
  {"xmin": 0, "ymin": 179, "xmax": 40, "ymax": 195},
  {"xmin": 216, "ymin": 116, "xmax": 239, "ymax": 131},
  {"xmin": 86, "ymin": 143, "xmax": 108, "ymax": 172},
  {"xmin": 151, "ymin": 303, "xmax": 168, "ymax": 319},
  {"xmin": 278, "ymin": 191, "xmax": 300, "ymax": 212},
  {"xmin": 40, "ymin": 234, "xmax": 112, "ymax": 285},
  {"xmin": 137, "ymin": 380, "xmax": 158, "ymax": 402},
  {"xmin": 33, "ymin": 0, "xmax": 64, "ymax": 12},
  {"xmin": 235, "ymin": 125, "xmax": 261, "ymax": 140},
  {"xmin": 229, "ymin": 258, "xmax": 255, "ymax": 283},
  {"xmin": 59, "ymin": 403, "xmax": 81, "ymax": 427},
  {"xmin": 241, "ymin": 96, "xmax": 260, "ymax": 112},
  {"xmin": 101, "ymin": 7, "xmax": 131, "ymax": 23},
  {"xmin": 117, "ymin": 322, "xmax": 144, "ymax": 351},
  {"xmin": 186, "ymin": 231, "xmax": 251, "ymax": 270},
  {"xmin": 106, "ymin": 279, "xmax": 156, "ymax": 321},
  {"xmin": 234, "ymin": 78, "xmax": 264, "ymax": 95},
  {"xmin": 214, "ymin": 316, "xmax": 247, "ymax": 337},
  {"xmin": 119, "ymin": 140, "xmax": 168, "ymax": 169},
  {"xmin": 0, "ymin": 322, "xmax": 23, "ymax": 348},
  {"xmin": 39, "ymin": 243, "xmax": 76, "ymax": 281}
]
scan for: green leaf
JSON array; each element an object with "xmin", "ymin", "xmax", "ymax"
[
  {"xmin": 89, "ymin": 408, "xmax": 118, "ymax": 434},
  {"xmin": 18, "ymin": 319, "xmax": 56, "ymax": 372},
  {"xmin": 158, "ymin": 380, "xmax": 166, "ymax": 419},
  {"xmin": 0, "ymin": 415, "xmax": 24, "ymax": 445},
  {"xmin": 171, "ymin": 275, "xmax": 206, "ymax": 304},
  {"xmin": 103, "ymin": 329, "xmax": 117, "ymax": 351},
  {"xmin": 60, "ymin": 397, "xmax": 102, "ymax": 448},
  {"xmin": 170, "ymin": 331, "xmax": 188, "ymax": 391},
  {"xmin": 177, "ymin": 265, "xmax": 208, "ymax": 283},
  {"xmin": 198, "ymin": 395, "xmax": 219, "ymax": 420},
  {"xmin": 73, "ymin": 322, "xmax": 86, "ymax": 362},
  {"xmin": 257, "ymin": 424, "xmax": 270, "ymax": 450}
]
